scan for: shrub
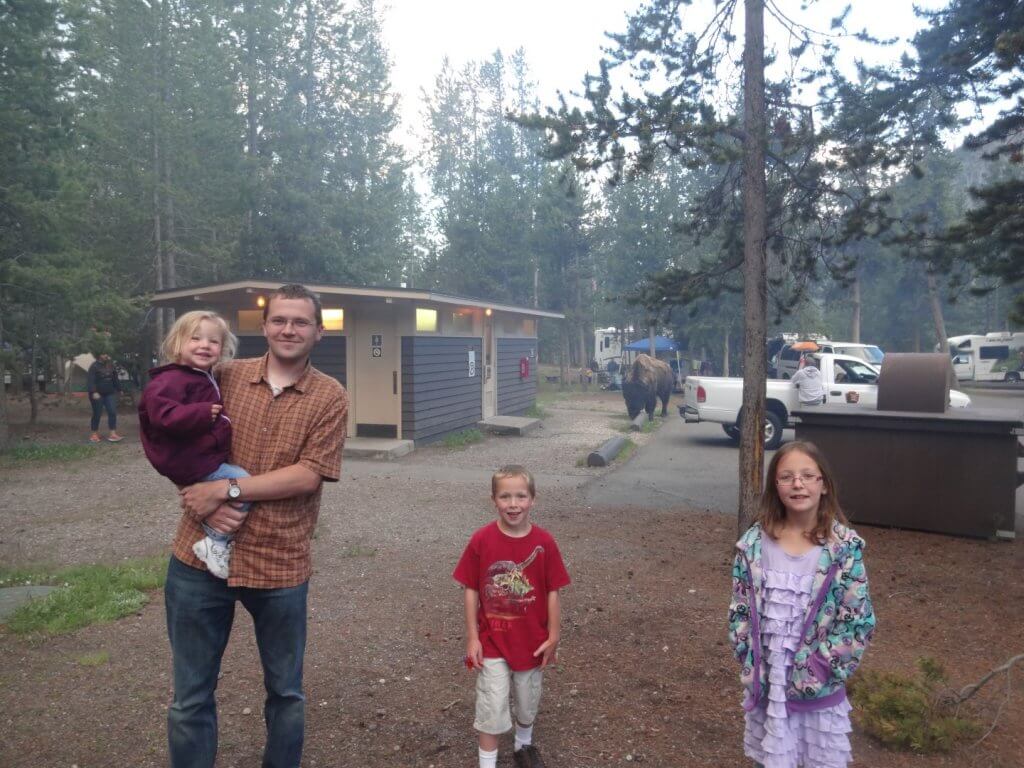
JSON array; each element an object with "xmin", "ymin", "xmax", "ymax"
[
  {"xmin": 442, "ymin": 429, "xmax": 484, "ymax": 449},
  {"xmin": 849, "ymin": 657, "xmax": 981, "ymax": 753}
]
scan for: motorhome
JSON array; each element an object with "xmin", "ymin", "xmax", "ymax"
[
  {"xmin": 594, "ymin": 327, "xmax": 624, "ymax": 369},
  {"xmin": 945, "ymin": 332, "xmax": 1024, "ymax": 382}
]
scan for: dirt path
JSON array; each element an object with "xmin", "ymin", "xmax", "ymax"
[{"xmin": 1, "ymin": 395, "xmax": 1022, "ymax": 767}]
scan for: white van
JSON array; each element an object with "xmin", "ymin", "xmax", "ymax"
[
  {"xmin": 774, "ymin": 341, "xmax": 884, "ymax": 379},
  {"xmin": 946, "ymin": 332, "xmax": 1024, "ymax": 382}
]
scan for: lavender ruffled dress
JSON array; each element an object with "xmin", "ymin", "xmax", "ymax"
[{"xmin": 743, "ymin": 535, "xmax": 853, "ymax": 768}]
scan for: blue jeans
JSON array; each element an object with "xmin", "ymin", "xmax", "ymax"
[
  {"xmin": 201, "ymin": 463, "xmax": 252, "ymax": 544},
  {"xmin": 89, "ymin": 393, "xmax": 118, "ymax": 430},
  {"xmin": 165, "ymin": 556, "xmax": 309, "ymax": 768}
]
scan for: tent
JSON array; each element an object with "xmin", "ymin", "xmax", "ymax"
[{"xmin": 623, "ymin": 335, "xmax": 679, "ymax": 353}]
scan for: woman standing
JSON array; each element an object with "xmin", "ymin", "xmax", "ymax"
[{"xmin": 87, "ymin": 353, "xmax": 122, "ymax": 442}]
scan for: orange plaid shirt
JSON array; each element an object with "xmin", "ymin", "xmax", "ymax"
[{"xmin": 171, "ymin": 355, "xmax": 348, "ymax": 588}]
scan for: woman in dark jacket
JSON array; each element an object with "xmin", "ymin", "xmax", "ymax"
[{"xmin": 87, "ymin": 353, "xmax": 122, "ymax": 442}]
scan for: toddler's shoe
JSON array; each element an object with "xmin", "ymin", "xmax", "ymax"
[
  {"xmin": 192, "ymin": 536, "xmax": 232, "ymax": 579},
  {"xmin": 89, "ymin": 432, "xmax": 101, "ymax": 443},
  {"xmin": 513, "ymin": 745, "xmax": 545, "ymax": 768},
  {"xmin": 107, "ymin": 431, "xmax": 123, "ymax": 442}
]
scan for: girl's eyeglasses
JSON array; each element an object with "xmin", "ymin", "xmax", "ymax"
[{"xmin": 776, "ymin": 472, "xmax": 822, "ymax": 486}]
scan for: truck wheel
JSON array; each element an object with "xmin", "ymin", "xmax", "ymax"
[
  {"xmin": 761, "ymin": 415, "xmax": 782, "ymax": 450},
  {"xmin": 1007, "ymin": 372, "xmax": 1021, "ymax": 383},
  {"xmin": 723, "ymin": 424, "xmax": 740, "ymax": 441},
  {"xmin": 764, "ymin": 411, "xmax": 784, "ymax": 450}
]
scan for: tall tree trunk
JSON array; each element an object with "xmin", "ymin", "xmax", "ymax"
[
  {"xmin": 0, "ymin": 305, "xmax": 9, "ymax": 451},
  {"xmin": 151, "ymin": 0, "xmax": 166, "ymax": 347},
  {"xmin": 649, "ymin": 324, "xmax": 656, "ymax": 356},
  {"xmin": 27, "ymin": 322, "xmax": 38, "ymax": 425},
  {"xmin": 926, "ymin": 272, "xmax": 948, "ymax": 353},
  {"xmin": 243, "ymin": 0, "xmax": 259, "ymax": 265},
  {"xmin": 738, "ymin": 0, "xmax": 768, "ymax": 535},
  {"xmin": 851, "ymin": 275, "xmax": 861, "ymax": 343},
  {"xmin": 723, "ymin": 331, "xmax": 730, "ymax": 378},
  {"xmin": 558, "ymin": 326, "xmax": 569, "ymax": 390}
]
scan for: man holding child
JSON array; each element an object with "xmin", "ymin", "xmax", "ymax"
[{"xmin": 166, "ymin": 284, "xmax": 348, "ymax": 768}]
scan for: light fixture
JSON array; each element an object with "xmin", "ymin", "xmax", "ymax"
[
  {"xmin": 485, "ymin": 308, "xmax": 492, "ymax": 317},
  {"xmin": 256, "ymin": 296, "xmax": 266, "ymax": 308}
]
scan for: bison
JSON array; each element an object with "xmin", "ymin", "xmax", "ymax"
[{"xmin": 622, "ymin": 353, "xmax": 674, "ymax": 420}]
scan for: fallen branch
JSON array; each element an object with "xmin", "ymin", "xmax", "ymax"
[
  {"xmin": 440, "ymin": 698, "xmax": 460, "ymax": 712},
  {"xmin": 957, "ymin": 653, "xmax": 1024, "ymax": 703}
]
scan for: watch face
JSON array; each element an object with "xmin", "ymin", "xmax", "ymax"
[{"xmin": 228, "ymin": 482, "xmax": 241, "ymax": 499}]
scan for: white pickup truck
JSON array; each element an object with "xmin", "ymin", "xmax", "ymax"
[{"xmin": 679, "ymin": 352, "xmax": 972, "ymax": 449}]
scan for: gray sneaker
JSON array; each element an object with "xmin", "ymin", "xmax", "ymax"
[{"xmin": 192, "ymin": 536, "xmax": 232, "ymax": 579}]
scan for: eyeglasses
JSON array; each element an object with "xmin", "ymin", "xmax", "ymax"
[
  {"xmin": 267, "ymin": 317, "xmax": 315, "ymax": 330},
  {"xmin": 776, "ymin": 472, "xmax": 822, "ymax": 486}
]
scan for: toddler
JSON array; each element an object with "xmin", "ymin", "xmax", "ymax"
[{"xmin": 139, "ymin": 311, "xmax": 250, "ymax": 578}]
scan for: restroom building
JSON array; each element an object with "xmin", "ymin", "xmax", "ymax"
[{"xmin": 151, "ymin": 281, "xmax": 562, "ymax": 444}]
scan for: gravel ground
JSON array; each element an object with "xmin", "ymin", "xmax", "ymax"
[{"xmin": 0, "ymin": 393, "xmax": 1022, "ymax": 768}]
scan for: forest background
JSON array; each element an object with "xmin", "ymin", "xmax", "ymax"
[{"xmin": 2, "ymin": 0, "xmax": 1022, "ymax": 438}]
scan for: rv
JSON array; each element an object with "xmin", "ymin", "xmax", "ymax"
[
  {"xmin": 594, "ymin": 327, "xmax": 625, "ymax": 370},
  {"xmin": 945, "ymin": 332, "xmax": 1024, "ymax": 382}
]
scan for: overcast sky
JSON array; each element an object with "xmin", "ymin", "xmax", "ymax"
[{"xmin": 379, "ymin": 0, "xmax": 947, "ymax": 148}]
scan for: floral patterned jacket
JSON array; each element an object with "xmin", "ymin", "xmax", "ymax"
[{"xmin": 727, "ymin": 521, "xmax": 875, "ymax": 712}]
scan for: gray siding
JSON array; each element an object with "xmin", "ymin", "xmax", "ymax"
[
  {"xmin": 497, "ymin": 338, "xmax": 538, "ymax": 415},
  {"xmin": 402, "ymin": 336, "xmax": 482, "ymax": 444},
  {"xmin": 236, "ymin": 336, "xmax": 347, "ymax": 386}
]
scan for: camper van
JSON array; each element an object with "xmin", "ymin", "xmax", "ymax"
[
  {"xmin": 594, "ymin": 327, "xmax": 624, "ymax": 369},
  {"xmin": 945, "ymin": 332, "xmax": 1024, "ymax": 382}
]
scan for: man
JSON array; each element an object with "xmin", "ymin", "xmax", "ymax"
[
  {"xmin": 790, "ymin": 353, "xmax": 825, "ymax": 406},
  {"xmin": 168, "ymin": 284, "xmax": 348, "ymax": 768}
]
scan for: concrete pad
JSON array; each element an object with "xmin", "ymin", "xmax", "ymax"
[
  {"xmin": 477, "ymin": 416, "xmax": 541, "ymax": 436},
  {"xmin": 0, "ymin": 585, "xmax": 58, "ymax": 621},
  {"xmin": 343, "ymin": 437, "xmax": 414, "ymax": 460}
]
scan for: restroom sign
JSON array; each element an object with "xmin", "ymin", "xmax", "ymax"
[
  {"xmin": 371, "ymin": 334, "xmax": 383, "ymax": 357},
  {"xmin": 468, "ymin": 350, "xmax": 476, "ymax": 377}
]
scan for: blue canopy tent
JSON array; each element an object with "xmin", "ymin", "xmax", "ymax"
[{"xmin": 623, "ymin": 335, "xmax": 679, "ymax": 353}]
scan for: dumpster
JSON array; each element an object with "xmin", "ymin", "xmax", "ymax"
[{"xmin": 793, "ymin": 354, "xmax": 1022, "ymax": 539}]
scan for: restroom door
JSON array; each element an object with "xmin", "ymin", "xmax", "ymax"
[{"xmin": 352, "ymin": 304, "xmax": 399, "ymax": 437}]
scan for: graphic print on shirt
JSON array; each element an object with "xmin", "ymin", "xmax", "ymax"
[{"xmin": 483, "ymin": 545, "xmax": 543, "ymax": 620}]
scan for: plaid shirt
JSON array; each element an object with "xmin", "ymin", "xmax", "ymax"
[{"xmin": 171, "ymin": 355, "xmax": 348, "ymax": 588}]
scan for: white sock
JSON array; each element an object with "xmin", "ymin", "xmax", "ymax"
[
  {"xmin": 478, "ymin": 746, "xmax": 498, "ymax": 768},
  {"xmin": 514, "ymin": 723, "xmax": 533, "ymax": 751}
]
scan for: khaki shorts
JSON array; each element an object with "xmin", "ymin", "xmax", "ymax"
[{"xmin": 473, "ymin": 657, "xmax": 544, "ymax": 735}]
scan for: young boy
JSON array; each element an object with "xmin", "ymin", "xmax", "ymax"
[{"xmin": 453, "ymin": 465, "xmax": 571, "ymax": 768}]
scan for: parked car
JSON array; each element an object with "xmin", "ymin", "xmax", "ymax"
[{"xmin": 679, "ymin": 352, "xmax": 971, "ymax": 449}]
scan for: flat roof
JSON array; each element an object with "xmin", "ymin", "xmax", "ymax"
[{"xmin": 151, "ymin": 280, "xmax": 564, "ymax": 319}]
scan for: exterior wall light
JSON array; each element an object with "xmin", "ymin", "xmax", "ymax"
[{"xmin": 256, "ymin": 296, "xmax": 266, "ymax": 308}]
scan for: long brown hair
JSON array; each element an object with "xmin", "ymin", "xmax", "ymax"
[{"xmin": 757, "ymin": 441, "xmax": 847, "ymax": 544}]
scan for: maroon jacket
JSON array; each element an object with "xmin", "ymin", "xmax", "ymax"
[{"xmin": 138, "ymin": 364, "xmax": 233, "ymax": 486}]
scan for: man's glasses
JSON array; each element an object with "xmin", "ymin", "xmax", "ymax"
[
  {"xmin": 776, "ymin": 472, "xmax": 822, "ymax": 486},
  {"xmin": 267, "ymin": 317, "xmax": 314, "ymax": 330}
]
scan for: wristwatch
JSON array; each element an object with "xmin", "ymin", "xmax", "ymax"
[{"xmin": 227, "ymin": 478, "xmax": 242, "ymax": 501}]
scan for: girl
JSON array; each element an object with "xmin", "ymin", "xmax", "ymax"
[
  {"xmin": 728, "ymin": 441, "xmax": 875, "ymax": 768},
  {"xmin": 139, "ymin": 311, "xmax": 249, "ymax": 579}
]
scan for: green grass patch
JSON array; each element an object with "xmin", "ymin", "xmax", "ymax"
[
  {"xmin": 524, "ymin": 403, "xmax": 550, "ymax": 419},
  {"xmin": 76, "ymin": 650, "xmax": 110, "ymax": 667},
  {"xmin": 340, "ymin": 545, "xmax": 377, "ymax": 558},
  {"xmin": 617, "ymin": 438, "xmax": 638, "ymax": 462},
  {"xmin": 1, "ymin": 557, "xmax": 167, "ymax": 636},
  {"xmin": 849, "ymin": 657, "xmax": 981, "ymax": 753},
  {"xmin": 441, "ymin": 428, "xmax": 485, "ymax": 449},
  {"xmin": 610, "ymin": 416, "xmax": 663, "ymax": 434},
  {"xmin": 0, "ymin": 443, "xmax": 98, "ymax": 465}
]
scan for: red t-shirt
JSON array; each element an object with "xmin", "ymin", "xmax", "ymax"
[{"xmin": 453, "ymin": 521, "xmax": 571, "ymax": 671}]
